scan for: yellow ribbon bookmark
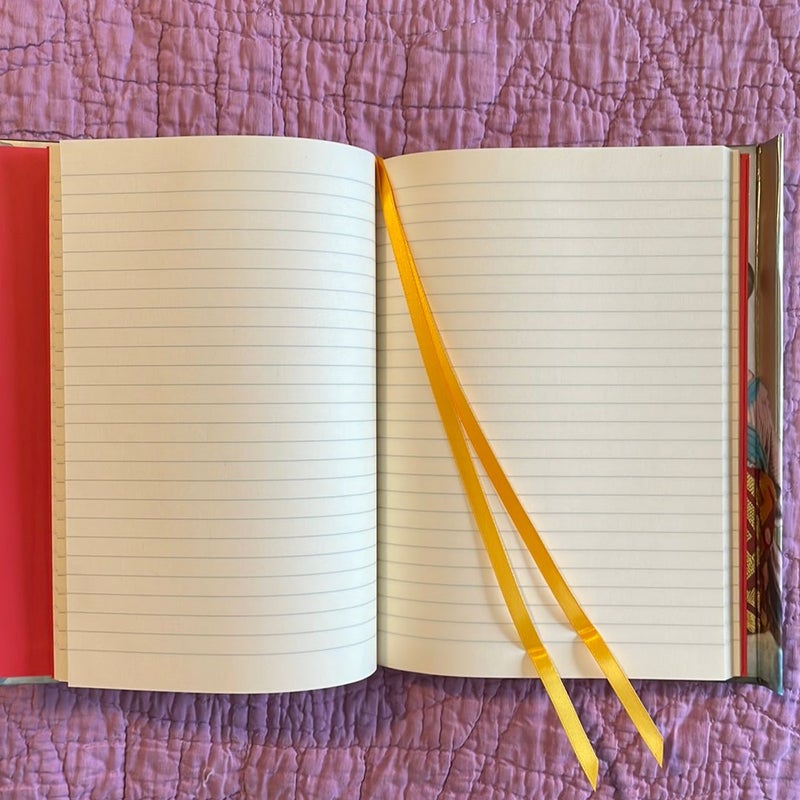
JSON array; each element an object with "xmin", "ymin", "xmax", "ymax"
[{"xmin": 376, "ymin": 157, "xmax": 663, "ymax": 786}]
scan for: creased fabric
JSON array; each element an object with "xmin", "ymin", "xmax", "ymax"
[{"xmin": 0, "ymin": 1, "xmax": 798, "ymax": 797}]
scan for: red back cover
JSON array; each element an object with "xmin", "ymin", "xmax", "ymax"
[
  {"xmin": 0, "ymin": 146, "xmax": 53, "ymax": 676},
  {"xmin": 739, "ymin": 152, "xmax": 750, "ymax": 674}
]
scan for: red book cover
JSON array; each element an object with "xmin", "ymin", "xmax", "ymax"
[
  {"xmin": 738, "ymin": 152, "xmax": 750, "ymax": 675},
  {"xmin": 0, "ymin": 146, "xmax": 53, "ymax": 677}
]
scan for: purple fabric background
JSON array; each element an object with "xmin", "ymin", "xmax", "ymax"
[{"xmin": 0, "ymin": 1, "xmax": 798, "ymax": 797}]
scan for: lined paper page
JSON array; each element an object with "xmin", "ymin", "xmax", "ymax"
[
  {"xmin": 60, "ymin": 136, "xmax": 377, "ymax": 693},
  {"xmin": 377, "ymin": 146, "xmax": 737, "ymax": 680}
]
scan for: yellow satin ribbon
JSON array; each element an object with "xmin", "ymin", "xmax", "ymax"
[{"xmin": 376, "ymin": 156, "xmax": 663, "ymax": 787}]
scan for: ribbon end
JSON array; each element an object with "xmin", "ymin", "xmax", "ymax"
[
  {"xmin": 649, "ymin": 732, "xmax": 664, "ymax": 767},
  {"xmin": 581, "ymin": 753, "xmax": 599, "ymax": 791}
]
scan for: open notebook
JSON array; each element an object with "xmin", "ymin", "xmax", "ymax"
[{"xmin": 0, "ymin": 136, "xmax": 783, "ymax": 697}]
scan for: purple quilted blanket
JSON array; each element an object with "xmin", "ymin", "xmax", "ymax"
[{"xmin": 0, "ymin": 1, "xmax": 798, "ymax": 797}]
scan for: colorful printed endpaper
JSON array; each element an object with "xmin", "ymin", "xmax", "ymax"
[{"xmin": 742, "ymin": 137, "xmax": 783, "ymax": 693}]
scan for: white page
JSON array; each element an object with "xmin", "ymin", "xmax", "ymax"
[
  {"xmin": 377, "ymin": 146, "xmax": 737, "ymax": 680},
  {"xmin": 60, "ymin": 136, "xmax": 377, "ymax": 693}
]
